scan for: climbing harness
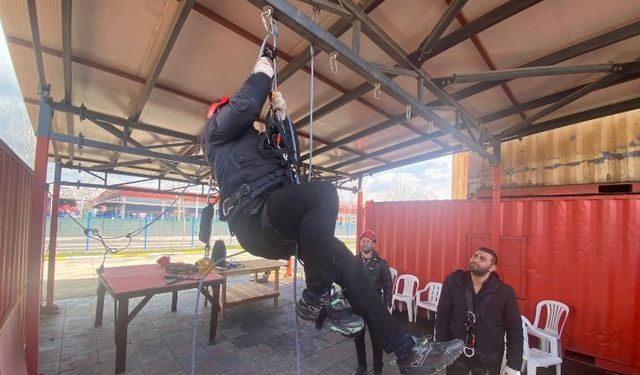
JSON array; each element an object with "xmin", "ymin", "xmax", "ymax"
[{"xmin": 463, "ymin": 310, "xmax": 477, "ymax": 358}]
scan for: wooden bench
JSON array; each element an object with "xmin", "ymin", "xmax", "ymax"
[{"xmin": 216, "ymin": 259, "xmax": 285, "ymax": 318}]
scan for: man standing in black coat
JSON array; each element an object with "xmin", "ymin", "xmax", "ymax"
[
  {"xmin": 352, "ymin": 229, "xmax": 393, "ymax": 375},
  {"xmin": 203, "ymin": 53, "xmax": 464, "ymax": 374},
  {"xmin": 436, "ymin": 247, "xmax": 523, "ymax": 375}
]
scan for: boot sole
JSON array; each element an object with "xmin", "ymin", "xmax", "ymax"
[{"xmin": 400, "ymin": 341, "xmax": 464, "ymax": 375}]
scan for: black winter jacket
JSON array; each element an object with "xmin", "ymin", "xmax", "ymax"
[
  {"xmin": 203, "ymin": 72, "xmax": 289, "ymax": 221},
  {"xmin": 435, "ymin": 270, "xmax": 523, "ymax": 370},
  {"xmin": 357, "ymin": 250, "xmax": 393, "ymax": 307}
]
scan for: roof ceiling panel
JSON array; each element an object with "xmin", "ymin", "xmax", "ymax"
[
  {"xmin": 72, "ymin": 62, "xmax": 142, "ymax": 119},
  {"xmin": 279, "ymin": 69, "xmax": 343, "ymax": 120},
  {"xmin": 504, "ymin": 36, "xmax": 640, "ymax": 103},
  {"xmin": 73, "ymin": 0, "xmax": 178, "ymax": 79},
  {"xmin": 459, "ymin": 85, "xmax": 511, "ymax": 119},
  {"xmin": 2, "ymin": 0, "xmax": 638, "ymax": 181},
  {"xmin": 456, "ymin": 0, "xmax": 509, "ymax": 20},
  {"xmin": 376, "ymin": 140, "xmax": 443, "ymax": 161},
  {"xmin": 341, "ymin": 124, "xmax": 420, "ymax": 153},
  {"xmin": 138, "ymin": 88, "xmax": 209, "ymax": 138},
  {"xmin": 340, "ymin": 158, "xmax": 383, "ymax": 175},
  {"xmin": 537, "ymin": 78, "xmax": 640, "ymax": 122},
  {"xmin": 476, "ymin": 0, "xmax": 640, "ymax": 70},
  {"xmin": 159, "ymin": 9, "xmax": 273, "ymax": 103},
  {"xmin": 310, "ymin": 100, "xmax": 387, "ymax": 140},
  {"xmin": 366, "ymin": 0, "xmax": 443, "ymax": 53},
  {"xmin": 198, "ymin": 0, "xmax": 340, "ymax": 57},
  {"xmin": 484, "ymin": 113, "xmax": 527, "ymax": 134}
]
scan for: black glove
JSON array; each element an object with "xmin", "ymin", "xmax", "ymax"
[{"xmin": 262, "ymin": 47, "xmax": 277, "ymax": 62}]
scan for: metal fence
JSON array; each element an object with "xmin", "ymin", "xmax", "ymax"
[{"xmin": 45, "ymin": 214, "xmax": 357, "ymax": 252}]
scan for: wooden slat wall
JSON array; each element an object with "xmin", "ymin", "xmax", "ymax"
[
  {"xmin": 469, "ymin": 109, "xmax": 640, "ymax": 194},
  {"xmin": 451, "ymin": 151, "xmax": 469, "ymax": 199}
]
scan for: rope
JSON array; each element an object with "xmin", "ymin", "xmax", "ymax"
[
  {"xmin": 308, "ymin": 44, "xmax": 314, "ymax": 182},
  {"xmin": 48, "ymin": 182, "xmax": 196, "ymax": 271},
  {"xmin": 190, "ymin": 250, "xmax": 247, "ymax": 375}
]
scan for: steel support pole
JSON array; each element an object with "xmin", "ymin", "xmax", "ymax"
[
  {"xmin": 26, "ymin": 97, "xmax": 53, "ymax": 374},
  {"xmin": 356, "ymin": 177, "xmax": 364, "ymax": 253},
  {"xmin": 42, "ymin": 162, "xmax": 62, "ymax": 315},
  {"xmin": 490, "ymin": 148, "xmax": 501, "ymax": 252}
]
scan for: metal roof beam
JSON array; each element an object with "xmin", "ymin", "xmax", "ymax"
[
  {"xmin": 294, "ymin": 0, "xmax": 353, "ymax": 19},
  {"xmin": 409, "ymin": 0, "xmax": 542, "ymax": 65},
  {"xmin": 91, "ymin": 159, "xmax": 154, "ymax": 171},
  {"xmin": 300, "ymin": 113, "xmax": 407, "ymax": 161},
  {"xmin": 328, "ymin": 130, "xmax": 447, "ymax": 170},
  {"xmin": 51, "ymin": 101, "xmax": 197, "ymax": 142},
  {"xmin": 142, "ymin": 141, "xmax": 195, "ymax": 150},
  {"xmin": 500, "ymin": 61, "xmax": 640, "ymax": 138},
  {"xmin": 61, "ymin": 0, "xmax": 74, "ymax": 161},
  {"xmin": 27, "ymin": 0, "xmax": 48, "ymax": 93},
  {"xmin": 479, "ymin": 71, "xmax": 640, "ymax": 124},
  {"xmin": 436, "ymin": 20, "xmax": 640, "ymax": 105},
  {"xmin": 354, "ymin": 144, "xmax": 464, "ymax": 177},
  {"xmin": 416, "ymin": 0, "xmax": 468, "ymax": 57},
  {"xmin": 339, "ymin": 0, "xmax": 494, "ymax": 144},
  {"xmin": 252, "ymin": 0, "xmax": 493, "ymax": 159},
  {"xmin": 293, "ymin": 0, "xmax": 540, "ymax": 134},
  {"xmin": 501, "ymin": 96, "xmax": 640, "ymax": 141},
  {"xmin": 278, "ymin": 0, "xmax": 384, "ymax": 84},
  {"xmin": 88, "ymin": 118, "xmax": 198, "ymax": 182},
  {"xmin": 58, "ymin": 180, "xmax": 210, "ymax": 199},
  {"xmin": 434, "ymin": 62, "xmax": 631, "ymax": 86},
  {"xmin": 128, "ymin": 0, "xmax": 195, "ymax": 121},
  {"xmin": 64, "ymin": 157, "xmax": 198, "ymax": 183},
  {"xmin": 48, "ymin": 131, "xmax": 202, "ymax": 165}
]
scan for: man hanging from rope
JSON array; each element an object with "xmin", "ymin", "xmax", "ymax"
[{"xmin": 202, "ymin": 51, "xmax": 464, "ymax": 374}]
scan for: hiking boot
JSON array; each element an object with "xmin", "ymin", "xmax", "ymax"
[
  {"xmin": 396, "ymin": 338, "xmax": 464, "ymax": 374},
  {"xmin": 296, "ymin": 287, "xmax": 365, "ymax": 337},
  {"xmin": 351, "ymin": 365, "xmax": 367, "ymax": 375}
]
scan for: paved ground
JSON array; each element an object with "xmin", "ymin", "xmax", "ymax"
[{"xmin": 38, "ymin": 254, "xmax": 615, "ymax": 374}]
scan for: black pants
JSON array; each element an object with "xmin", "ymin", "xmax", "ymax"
[
  {"xmin": 446, "ymin": 356, "xmax": 502, "ymax": 375},
  {"xmin": 354, "ymin": 319, "xmax": 384, "ymax": 371},
  {"xmin": 232, "ymin": 182, "xmax": 409, "ymax": 354}
]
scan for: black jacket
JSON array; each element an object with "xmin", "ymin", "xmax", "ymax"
[
  {"xmin": 203, "ymin": 72, "xmax": 289, "ymax": 220},
  {"xmin": 357, "ymin": 250, "xmax": 393, "ymax": 307},
  {"xmin": 435, "ymin": 270, "xmax": 523, "ymax": 370}
]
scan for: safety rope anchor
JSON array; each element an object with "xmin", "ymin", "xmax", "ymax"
[
  {"xmin": 261, "ymin": 6, "xmax": 276, "ymax": 36},
  {"xmin": 329, "ymin": 52, "xmax": 339, "ymax": 74},
  {"xmin": 373, "ymin": 82, "xmax": 381, "ymax": 100}
]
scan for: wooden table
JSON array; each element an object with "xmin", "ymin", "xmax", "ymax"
[
  {"xmin": 94, "ymin": 264, "xmax": 224, "ymax": 374},
  {"xmin": 216, "ymin": 259, "xmax": 285, "ymax": 319}
]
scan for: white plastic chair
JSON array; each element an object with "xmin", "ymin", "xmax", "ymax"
[
  {"xmin": 388, "ymin": 267, "xmax": 398, "ymax": 313},
  {"xmin": 414, "ymin": 282, "xmax": 442, "ymax": 322},
  {"xmin": 522, "ymin": 315, "xmax": 562, "ymax": 375},
  {"xmin": 533, "ymin": 300, "xmax": 569, "ymax": 355},
  {"xmin": 390, "ymin": 274, "xmax": 419, "ymax": 322}
]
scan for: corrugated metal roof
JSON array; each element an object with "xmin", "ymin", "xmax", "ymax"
[{"xmin": 0, "ymin": 0, "xmax": 638, "ymax": 184}]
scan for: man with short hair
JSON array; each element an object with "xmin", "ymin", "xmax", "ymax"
[
  {"xmin": 435, "ymin": 247, "xmax": 523, "ymax": 375},
  {"xmin": 352, "ymin": 229, "xmax": 393, "ymax": 375}
]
